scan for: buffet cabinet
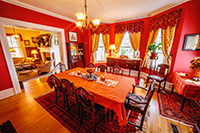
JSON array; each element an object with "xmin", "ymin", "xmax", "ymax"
[
  {"xmin": 66, "ymin": 43, "xmax": 85, "ymax": 69},
  {"xmin": 107, "ymin": 57, "xmax": 142, "ymax": 79}
]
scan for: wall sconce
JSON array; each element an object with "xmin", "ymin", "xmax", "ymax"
[
  {"xmin": 109, "ymin": 44, "xmax": 116, "ymax": 57},
  {"xmin": 31, "ymin": 50, "xmax": 38, "ymax": 59}
]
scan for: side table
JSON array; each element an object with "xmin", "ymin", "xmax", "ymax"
[{"xmin": 33, "ymin": 58, "xmax": 41, "ymax": 68}]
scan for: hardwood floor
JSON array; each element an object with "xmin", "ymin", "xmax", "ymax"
[{"xmin": 0, "ymin": 76, "xmax": 193, "ymax": 133}]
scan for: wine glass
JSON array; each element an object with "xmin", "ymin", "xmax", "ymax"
[{"xmin": 135, "ymin": 50, "xmax": 140, "ymax": 59}]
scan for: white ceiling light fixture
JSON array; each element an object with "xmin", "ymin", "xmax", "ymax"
[{"xmin": 75, "ymin": 0, "xmax": 100, "ymax": 32}]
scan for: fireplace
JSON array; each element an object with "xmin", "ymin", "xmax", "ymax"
[{"xmin": 38, "ymin": 47, "xmax": 55, "ymax": 66}]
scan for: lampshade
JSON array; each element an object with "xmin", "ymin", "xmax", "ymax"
[
  {"xmin": 109, "ymin": 44, "xmax": 116, "ymax": 50},
  {"xmin": 31, "ymin": 50, "xmax": 38, "ymax": 54},
  {"xmin": 76, "ymin": 13, "xmax": 85, "ymax": 20},
  {"xmin": 9, "ymin": 48, "xmax": 16, "ymax": 52}
]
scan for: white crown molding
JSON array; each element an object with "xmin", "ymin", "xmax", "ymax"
[
  {"xmin": 148, "ymin": 0, "xmax": 190, "ymax": 16},
  {"xmin": 1, "ymin": 0, "xmax": 76, "ymax": 23}
]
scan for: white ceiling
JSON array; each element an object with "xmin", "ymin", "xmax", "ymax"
[{"xmin": 4, "ymin": 0, "xmax": 188, "ymax": 23}]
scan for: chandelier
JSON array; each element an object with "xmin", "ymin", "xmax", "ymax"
[{"xmin": 75, "ymin": 0, "xmax": 100, "ymax": 32}]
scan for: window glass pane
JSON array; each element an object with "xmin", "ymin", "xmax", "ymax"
[
  {"xmin": 154, "ymin": 29, "xmax": 164, "ymax": 65},
  {"xmin": 95, "ymin": 33, "xmax": 105, "ymax": 61},
  {"xmin": 119, "ymin": 32, "xmax": 134, "ymax": 58},
  {"xmin": 12, "ymin": 48, "xmax": 24, "ymax": 57}
]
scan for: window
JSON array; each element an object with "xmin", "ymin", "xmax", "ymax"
[
  {"xmin": 154, "ymin": 29, "xmax": 164, "ymax": 64},
  {"xmin": 119, "ymin": 32, "xmax": 134, "ymax": 58},
  {"xmin": 95, "ymin": 33, "xmax": 105, "ymax": 62},
  {"xmin": 7, "ymin": 36, "xmax": 24, "ymax": 57}
]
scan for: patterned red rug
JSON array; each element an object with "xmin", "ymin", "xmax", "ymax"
[
  {"xmin": 35, "ymin": 91, "xmax": 137, "ymax": 133},
  {"xmin": 157, "ymin": 91, "xmax": 200, "ymax": 126}
]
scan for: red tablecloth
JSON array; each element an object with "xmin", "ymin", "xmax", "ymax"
[
  {"xmin": 50, "ymin": 67, "xmax": 135, "ymax": 126},
  {"xmin": 172, "ymin": 72, "xmax": 200, "ymax": 100}
]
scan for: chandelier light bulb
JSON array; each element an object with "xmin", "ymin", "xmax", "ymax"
[
  {"xmin": 75, "ymin": 21, "xmax": 83, "ymax": 28},
  {"xmin": 92, "ymin": 19, "xmax": 100, "ymax": 27},
  {"xmin": 76, "ymin": 13, "xmax": 85, "ymax": 20}
]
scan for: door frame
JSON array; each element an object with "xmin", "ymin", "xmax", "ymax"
[{"xmin": 0, "ymin": 17, "xmax": 67, "ymax": 97}]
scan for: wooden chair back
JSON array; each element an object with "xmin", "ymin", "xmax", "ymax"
[
  {"xmin": 112, "ymin": 66, "xmax": 123, "ymax": 75},
  {"xmin": 154, "ymin": 64, "xmax": 169, "ymax": 78},
  {"xmin": 98, "ymin": 64, "xmax": 108, "ymax": 72},
  {"xmin": 49, "ymin": 74, "xmax": 62, "ymax": 89},
  {"xmin": 52, "ymin": 62, "xmax": 67, "ymax": 74},
  {"xmin": 75, "ymin": 87, "xmax": 95, "ymax": 112},
  {"xmin": 61, "ymin": 78, "xmax": 76, "ymax": 99}
]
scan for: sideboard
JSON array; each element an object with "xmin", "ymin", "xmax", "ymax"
[{"xmin": 107, "ymin": 57, "xmax": 142, "ymax": 80}]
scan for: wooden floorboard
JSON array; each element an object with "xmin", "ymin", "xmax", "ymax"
[{"xmin": 0, "ymin": 76, "xmax": 193, "ymax": 133}]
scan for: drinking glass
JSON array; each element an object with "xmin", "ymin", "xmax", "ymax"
[{"xmin": 135, "ymin": 50, "xmax": 140, "ymax": 59}]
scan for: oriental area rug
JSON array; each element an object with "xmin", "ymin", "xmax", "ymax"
[
  {"xmin": 35, "ymin": 91, "xmax": 138, "ymax": 133},
  {"xmin": 157, "ymin": 91, "xmax": 200, "ymax": 126}
]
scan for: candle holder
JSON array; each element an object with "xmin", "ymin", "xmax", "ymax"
[
  {"xmin": 77, "ymin": 70, "xmax": 81, "ymax": 75},
  {"xmin": 101, "ymin": 75, "xmax": 106, "ymax": 81}
]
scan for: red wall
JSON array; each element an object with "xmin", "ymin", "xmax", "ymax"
[
  {"xmin": 0, "ymin": 1, "xmax": 83, "ymax": 90},
  {"xmin": 0, "ymin": 41, "xmax": 13, "ymax": 91}
]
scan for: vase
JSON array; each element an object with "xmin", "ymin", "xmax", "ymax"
[
  {"xmin": 150, "ymin": 52, "xmax": 158, "ymax": 59},
  {"xmin": 187, "ymin": 68, "xmax": 200, "ymax": 78}
]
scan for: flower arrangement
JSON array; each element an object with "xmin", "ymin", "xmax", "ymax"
[
  {"xmin": 189, "ymin": 57, "xmax": 200, "ymax": 69},
  {"xmin": 148, "ymin": 42, "xmax": 162, "ymax": 53}
]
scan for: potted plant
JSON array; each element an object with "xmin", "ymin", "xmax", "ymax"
[
  {"xmin": 148, "ymin": 42, "xmax": 162, "ymax": 58},
  {"xmin": 187, "ymin": 57, "xmax": 200, "ymax": 78}
]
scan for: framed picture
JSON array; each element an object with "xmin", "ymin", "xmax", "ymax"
[
  {"xmin": 54, "ymin": 36, "xmax": 59, "ymax": 45},
  {"xmin": 69, "ymin": 31, "xmax": 77, "ymax": 42},
  {"xmin": 24, "ymin": 40, "xmax": 30, "ymax": 46},
  {"xmin": 183, "ymin": 34, "xmax": 200, "ymax": 51}
]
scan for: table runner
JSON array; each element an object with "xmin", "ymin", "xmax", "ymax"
[{"xmin": 54, "ymin": 67, "xmax": 135, "ymax": 126}]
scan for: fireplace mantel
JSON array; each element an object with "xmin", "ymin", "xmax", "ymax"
[{"xmin": 38, "ymin": 47, "xmax": 55, "ymax": 65}]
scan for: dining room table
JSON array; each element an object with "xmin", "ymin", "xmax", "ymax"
[{"xmin": 52, "ymin": 67, "xmax": 135, "ymax": 126}]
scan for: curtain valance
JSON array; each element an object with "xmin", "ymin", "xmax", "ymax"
[
  {"xmin": 114, "ymin": 21, "xmax": 144, "ymax": 34},
  {"xmin": 150, "ymin": 8, "xmax": 182, "ymax": 31},
  {"xmin": 91, "ymin": 24, "xmax": 111, "ymax": 35}
]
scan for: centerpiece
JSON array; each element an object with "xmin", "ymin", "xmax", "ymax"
[
  {"xmin": 187, "ymin": 57, "xmax": 200, "ymax": 79},
  {"xmin": 86, "ymin": 67, "xmax": 96, "ymax": 78}
]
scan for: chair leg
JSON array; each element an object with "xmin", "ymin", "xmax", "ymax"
[
  {"xmin": 93, "ymin": 114, "xmax": 97, "ymax": 133},
  {"xmin": 145, "ymin": 78, "xmax": 149, "ymax": 87},
  {"xmin": 158, "ymin": 82, "xmax": 161, "ymax": 92},
  {"xmin": 163, "ymin": 80, "xmax": 167, "ymax": 90}
]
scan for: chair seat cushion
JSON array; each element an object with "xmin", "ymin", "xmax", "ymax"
[
  {"xmin": 124, "ymin": 92, "xmax": 146, "ymax": 112},
  {"xmin": 148, "ymin": 75, "xmax": 165, "ymax": 82}
]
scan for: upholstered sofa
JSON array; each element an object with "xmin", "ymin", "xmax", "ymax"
[{"xmin": 13, "ymin": 57, "xmax": 36, "ymax": 69}]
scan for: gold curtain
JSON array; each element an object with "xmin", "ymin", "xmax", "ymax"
[
  {"xmin": 115, "ymin": 32, "xmax": 125, "ymax": 52},
  {"xmin": 161, "ymin": 26, "xmax": 176, "ymax": 66},
  {"xmin": 129, "ymin": 32, "xmax": 141, "ymax": 52},
  {"xmin": 102, "ymin": 34, "xmax": 110, "ymax": 53},
  {"xmin": 90, "ymin": 34, "xmax": 100, "ymax": 63},
  {"xmin": 142, "ymin": 29, "xmax": 159, "ymax": 67}
]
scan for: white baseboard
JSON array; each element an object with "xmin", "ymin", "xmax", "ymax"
[{"xmin": 0, "ymin": 88, "xmax": 15, "ymax": 100}]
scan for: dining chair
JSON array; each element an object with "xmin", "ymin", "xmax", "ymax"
[
  {"xmin": 124, "ymin": 79, "xmax": 156, "ymax": 131},
  {"xmin": 87, "ymin": 63, "xmax": 96, "ymax": 68},
  {"xmin": 111, "ymin": 66, "xmax": 123, "ymax": 75},
  {"xmin": 98, "ymin": 64, "xmax": 108, "ymax": 72},
  {"xmin": 49, "ymin": 74, "xmax": 65, "ymax": 107},
  {"xmin": 52, "ymin": 62, "xmax": 67, "ymax": 74},
  {"xmin": 146, "ymin": 64, "xmax": 169, "ymax": 92},
  {"xmin": 75, "ymin": 86, "xmax": 107, "ymax": 132}
]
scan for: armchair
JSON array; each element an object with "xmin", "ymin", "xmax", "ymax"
[{"xmin": 37, "ymin": 60, "xmax": 53, "ymax": 75}]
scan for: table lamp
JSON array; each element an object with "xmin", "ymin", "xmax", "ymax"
[
  {"xmin": 109, "ymin": 44, "xmax": 116, "ymax": 57},
  {"xmin": 31, "ymin": 50, "xmax": 38, "ymax": 59}
]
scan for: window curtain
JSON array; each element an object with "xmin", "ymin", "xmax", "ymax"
[
  {"xmin": 129, "ymin": 32, "xmax": 141, "ymax": 57},
  {"xmin": 115, "ymin": 32, "xmax": 125, "ymax": 52},
  {"xmin": 91, "ymin": 25, "xmax": 111, "ymax": 62},
  {"xmin": 142, "ymin": 8, "xmax": 181, "ymax": 67},
  {"xmin": 142, "ymin": 30, "xmax": 159, "ymax": 67},
  {"xmin": 161, "ymin": 26, "xmax": 176, "ymax": 66},
  {"xmin": 102, "ymin": 34, "xmax": 110, "ymax": 53},
  {"xmin": 90, "ymin": 34, "xmax": 100, "ymax": 63}
]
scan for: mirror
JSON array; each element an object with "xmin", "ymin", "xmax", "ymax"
[{"xmin": 71, "ymin": 45, "xmax": 78, "ymax": 56}]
